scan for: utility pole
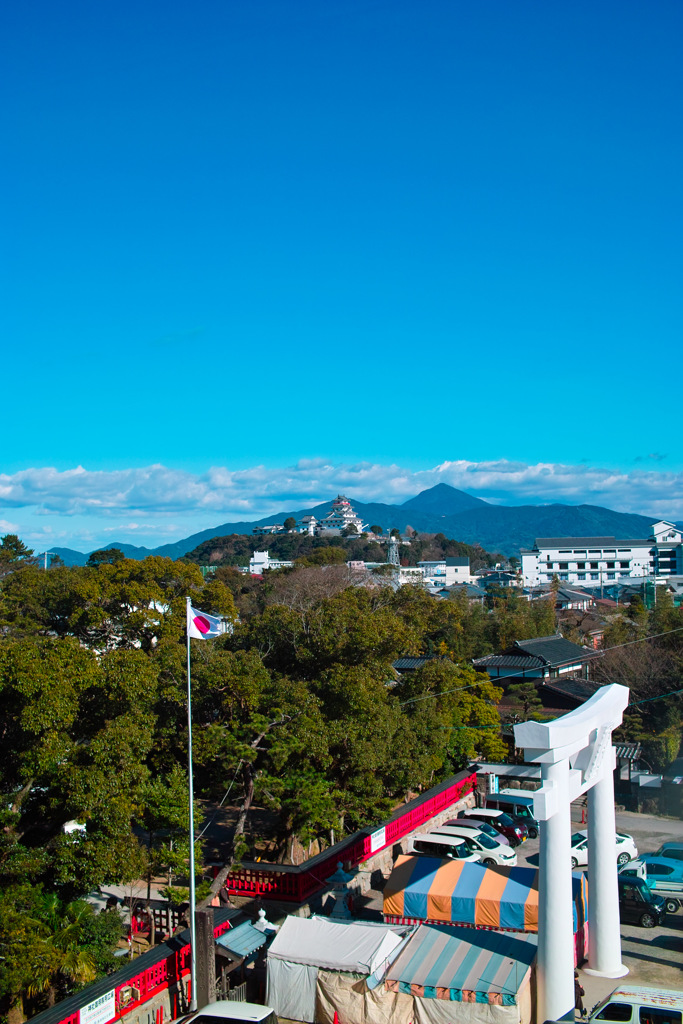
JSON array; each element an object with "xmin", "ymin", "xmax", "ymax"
[{"xmin": 43, "ymin": 551, "xmax": 56, "ymax": 570}]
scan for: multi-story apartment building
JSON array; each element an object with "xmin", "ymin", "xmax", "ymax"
[
  {"xmin": 248, "ymin": 550, "xmax": 294, "ymax": 574},
  {"xmin": 417, "ymin": 557, "xmax": 472, "ymax": 587},
  {"xmin": 521, "ymin": 520, "xmax": 682, "ymax": 588}
]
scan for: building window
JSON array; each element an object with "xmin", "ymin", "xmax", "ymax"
[
  {"xmin": 591, "ymin": 573, "xmax": 599, "ymax": 580},
  {"xmin": 606, "ymin": 562, "xmax": 615, "ymax": 569},
  {"xmin": 619, "ymin": 561, "xmax": 630, "ymax": 568},
  {"xmin": 559, "ymin": 563, "xmax": 568, "ymax": 570},
  {"xmin": 607, "ymin": 573, "xmax": 615, "ymax": 580},
  {"xmin": 577, "ymin": 573, "xmax": 586, "ymax": 580},
  {"xmin": 590, "ymin": 562, "xmax": 599, "ymax": 569},
  {"xmin": 577, "ymin": 562, "xmax": 585, "ymax": 569},
  {"xmin": 560, "ymin": 574, "xmax": 568, "ymax": 580}
]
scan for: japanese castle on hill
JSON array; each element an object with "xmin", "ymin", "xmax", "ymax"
[
  {"xmin": 252, "ymin": 495, "xmax": 367, "ymax": 538},
  {"xmin": 317, "ymin": 494, "xmax": 366, "ymax": 535}
]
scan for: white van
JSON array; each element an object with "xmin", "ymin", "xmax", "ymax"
[
  {"xmin": 460, "ymin": 807, "xmax": 528, "ymax": 844},
  {"xmin": 408, "ymin": 833, "xmax": 480, "ymax": 861},
  {"xmin": 431, "ymin": 825, "xmax": 517, "ymax": 866},
  {"xmin": 187, "ymin": 1002, "xmax": 278, "ymax": 1024},
  {"xmin": 588, "ymin": 986, "xmax": 683, "ymax": 1024}
]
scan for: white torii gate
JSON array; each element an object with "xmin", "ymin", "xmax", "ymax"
[{"xmin": 514, "ymin": 683, "xmax": 630, "ymax": 1024}]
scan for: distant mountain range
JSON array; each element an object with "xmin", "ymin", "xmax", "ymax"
[{"xmin": 48, "ymin": 484, "xmax": 678, "ymax": 565}]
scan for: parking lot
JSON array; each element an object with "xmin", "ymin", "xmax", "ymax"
[{"xmin": 515, "ymin": 808, "xmax": 683, "ymax": 1007}]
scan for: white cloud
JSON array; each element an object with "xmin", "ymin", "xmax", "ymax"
[{"xmin": 1, "ymin": 460, "xmax": 682, "ymax": 550}]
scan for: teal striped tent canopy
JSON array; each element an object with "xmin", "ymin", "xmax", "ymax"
[{"xmin": 386, "ymin": 924, "xmax": 537, "ymax": 1005}]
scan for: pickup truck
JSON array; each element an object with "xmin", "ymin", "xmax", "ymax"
[{"xmin": 619, "ymin": 856, "xmax": 683, "ymax": 913}]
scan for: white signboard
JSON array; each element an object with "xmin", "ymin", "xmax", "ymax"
[
  {"xmin": 370, "ymin": 826, "xmax": 386, "ymax": 853},
  {"xmin": 80, "ymin": 990, "xmax": 116, "ymax": 1024}
]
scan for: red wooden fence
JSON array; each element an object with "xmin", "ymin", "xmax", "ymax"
[
  {"xmin": 28, "ymin": 771, "xmax": 475, "ymax": 1024},
  {"xmin": 223, "ymin": 770, "xmax": 475, "ymax": 902}
]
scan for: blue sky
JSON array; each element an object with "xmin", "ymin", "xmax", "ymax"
[{"xmin": 2, "ymin": 1, "xmax": 682, "ymax": 550}]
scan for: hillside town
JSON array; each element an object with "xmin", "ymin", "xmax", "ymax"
[
  {"xmin": 4, "ymin": 1, "xmax": 683, "ymax": 1021},
  {"xmin": 1, "ymin": 483, "xmax": 682, "ymax": 1024},
  {"xmin": 243, "ymin": 494, "xmax": 683, "ymax": 604}
]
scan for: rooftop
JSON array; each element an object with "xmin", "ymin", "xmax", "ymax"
[
  {"xmin": 540, "ymin": 678, "xmax": 603, "ymax": 703},
  {"xmin": 393, "ymin": 656, "xmax": 434, "ymax": 671},
  {"xmin": 474, "ymin": 654, "xmax": 544, "ymax": 670},
  {"xmin": 513, "ymin": 634, "xmax": 598, "ymax": 664},
  {"xmin": 473, "ymin": 633, "xmax": 598, "ymax": 671},
  {"xmin": 534, "ymin": 536, "xmax": 652, "ymax": 548}
]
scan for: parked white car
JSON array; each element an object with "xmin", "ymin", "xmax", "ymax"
[
  {"xmin": 181, "ymin": 1002, "xmax": 278, "ymax": 1024},
  {"xmin": 409, "ymin": 832, "xmax": 481, "ymax": 862},
  {"xmin": 570, "ymin": 830, "xmax": 638, "ymax": 869},
  {"xmin": 431, "ymin": 826, "xmax": 517, "ymax": 866}
]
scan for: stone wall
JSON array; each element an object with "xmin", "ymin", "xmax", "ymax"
[
  {"xmin": 339, "ymin": 790, "xmax": 476, "ymax": 897},
  {"xmin": 119, "ymin": 978, "xmax": 188, "ymax": 1024}
]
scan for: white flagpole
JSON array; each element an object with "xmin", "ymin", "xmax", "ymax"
[{"xmin": 186, "ymin": 597, "xmax": 198, "ymax": 1012}]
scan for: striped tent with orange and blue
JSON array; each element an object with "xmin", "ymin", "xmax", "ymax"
[{"xmin": 383, "ymin": 855, "xmax": 540, "ymax": 932}]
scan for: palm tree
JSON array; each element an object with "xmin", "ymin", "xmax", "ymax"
[{"xmin": 26, "ymin": 898, "xmax": 97, "ymax": 1007}]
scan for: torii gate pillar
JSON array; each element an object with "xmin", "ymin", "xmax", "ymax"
[{"xmin": 515, "ymin": 684, "xmax": 629, "ymax": 1024}]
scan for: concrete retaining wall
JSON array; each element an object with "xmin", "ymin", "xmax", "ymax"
[{"xmin": 350, "ymin": 789, "xmax": 476, "ymax": 894}]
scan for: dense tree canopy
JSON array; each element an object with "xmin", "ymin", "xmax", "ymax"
[
  {"xmin": 1, "ymin": 532, "xmax": 680, "ymax": 1018},
  {"xmin": 184, "ymin": 529, "xmax": 501, "ymax": 573}
]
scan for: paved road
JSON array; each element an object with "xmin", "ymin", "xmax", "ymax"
[{"xmin": 515, "ymin": 808, "xmax": 683, "ymax": 1008}]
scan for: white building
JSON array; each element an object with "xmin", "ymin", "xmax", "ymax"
[
  {"xmin": 521, "ymin": 521, "xmax": 682, "ymax": 588},
  {"xmin": 249, "ymin": 551, "xmax": 294, "ymax": 575},
  {"xmin": 298, "ymin": 515, "xmax": 317, "ymax": 535},
  {"xmin": 315, "ymin": 495, "xmax": 366, "ymax": 536},
  {"xmin": 417, "ymin": 557, "xmax": 473, "ymax": 587}
]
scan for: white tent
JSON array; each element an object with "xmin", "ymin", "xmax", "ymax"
[{"xmin": 266, "ymin": 917, "xmax": 405, "ymax": 1023}]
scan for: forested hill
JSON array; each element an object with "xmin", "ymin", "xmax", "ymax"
[
  {"xmin": 184, "ymin": 530, "xmax": 500, "ymax": 570},
  {"xmin": 49, "ymin": 483, "xmax": 670, "ymax": 563}
]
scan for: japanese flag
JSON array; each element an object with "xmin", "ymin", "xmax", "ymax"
[{"xmin": 187, "ymin": 603, "xmax": 224, "ymax": 639}]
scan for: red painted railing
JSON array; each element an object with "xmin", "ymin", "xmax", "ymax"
[
  {"xmin": 29, "ymin": 773, "xmax": 475, "ymax": 1024},
  {"xmin": 113, "ymin": 917, "xmax": 231, "ymax": 1018},
  {"xmin": 224, "ymin": 770, "xmax": 475, "ymax": 902}
]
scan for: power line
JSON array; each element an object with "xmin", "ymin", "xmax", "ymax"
[
  {"xmin": 628, "ymin": 687, "xmax": 683, "ymax": 708},
  {"xmin": 599, "ymin": 625, "xmax": 683, "ymax": 652},
  {"xmin": 397, "ymin": 624, "xmax": 683, "ymax": 709}
]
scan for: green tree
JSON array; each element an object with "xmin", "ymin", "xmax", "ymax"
[
  {"xmin": 0, "ymin": 888, "xmax": 121, "ymax": 1023},
  {"xmin": 295, "ymin": 546, "xmax": 347, "ymax": 567},
  {"xmin": 283, "ymin": 517, "xmax": 297, "ymax": 531},
  {"xmin": 550, "ymin": 574, "xmax": 561, "ymax": 600},
  {"xmin": 0, "ymin": 535, "xmax": 36, "ymax": 581},
  {"xmin": 136, "ymin": 766, "xmax": 195, "ymax": 894},
  {"xmin": 505, "ymin": 681, "xmax": 545, "ymax": 723},
  {"xmin": 397, "ymin": 661, "xmax": 506, "ymax": 772},
  {"xmin": 369, "ymin": 525, "xmax": 383, "ymax": 535},
  {"xmin": 0, "ymin": 638, "xmax": 159, "ymax": 899},
  {"xmin": 86, "ymin": 547, "xmax": 125, "ymax": 567}
]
